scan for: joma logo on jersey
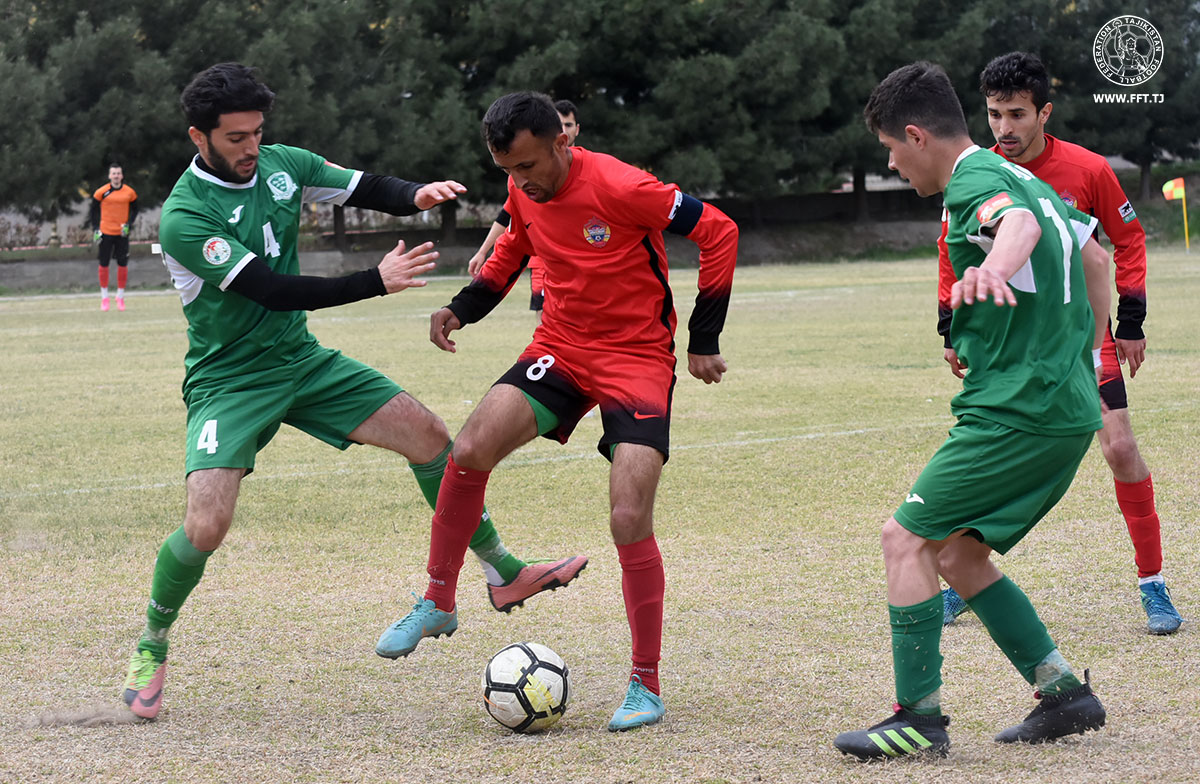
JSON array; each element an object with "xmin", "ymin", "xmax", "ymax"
[
  {"xmin": 583, "ymin": 216, "xmax": 611, "ymax": 248},
  {"xmin": 266, "ymin": 171, "xmax": 298, "ymax": 201},
  {"xmin": 202, "ymin": 237, "xmax": 232, "ymax": 265}
]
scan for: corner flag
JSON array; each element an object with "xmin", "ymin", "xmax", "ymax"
[{"xmin": 1162, "ymin": 177, "xmax": 1190, "ymax": 252}]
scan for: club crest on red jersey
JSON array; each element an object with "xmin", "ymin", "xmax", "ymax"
[
  {"xmin": 583, "ymin": 216, "xmax": 611, "ymax": 248},
  {"xmin": 1058, "ymin": 190, "xmax": 1079, "ymax": 208}
]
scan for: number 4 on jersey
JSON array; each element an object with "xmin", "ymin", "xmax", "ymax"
[{"xmin": 197, "ymin": 419, "xmax": 219, "ymax": 455}]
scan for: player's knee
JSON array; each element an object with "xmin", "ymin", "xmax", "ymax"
[
  {"xmin": 1099, "ymin": 430, "xmax": 1140, "ymax": 472},
  {"xmin": 880, "ymin": 517, "xmax": 922, "ymax": 561},
  {"xmin": 449, "ymin": 430, "xmax": 497, "ymax": 471},
  {"xmin": 183, "ymin": 512, "xmax": 232, "ymax": 552},
  {"xmin": 609, "ymin": 503, "xmax": 652, "ymax": 545}
]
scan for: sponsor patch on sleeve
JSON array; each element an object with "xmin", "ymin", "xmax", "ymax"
[
  {"xmin": 1118, "ymin": 200, "xmax": 1137, "ymax": 224},
  {"xmin": 976, "ymin": 192, "xmax": 1014, "ymax": 225},
  {"xmin": 203, "ymin": 237, "xmax": 233, "ymax": 265}
]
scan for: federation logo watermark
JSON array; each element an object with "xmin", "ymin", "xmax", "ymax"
[
  {"xmin": 266, "ymin": 171, "xmax": 298, "ymax": 201},
  {"xmin": 1093, "ymin": 16, "xmax": 1163, "ymax": 86}
]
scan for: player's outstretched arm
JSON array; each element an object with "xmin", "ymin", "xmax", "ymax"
[
  {"xmin": 429, "ymin": 307, "xmax": 462, "ymax": 353},
  {"xmin": 468, "ymin": 221, "xmax": 507, "ymax": 276},
  {"xmin": 687, "ymin": 352, "xmax": 727, "ymax": 384},
  {"xmin": 1080, "ymin": 236, "xmax": 1111, "ymax": 354},
  {"xmin": 377, "ymin": 240, "xmax": 439, "ymax": 293},
  {"xmin": 225, "ymin": 240, "xmax": 435, "ymax": 311},
  {"xmin": 414, "ymin": 180, "xmax": 467, "ymax": 210},
  {"xmin": 951, "ymin": 211, "xmax": 1040, "ymax": 308}
]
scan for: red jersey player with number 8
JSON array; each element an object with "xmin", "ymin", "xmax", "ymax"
[{"xmin": 376, "ymin": 92, "xmax": 738, "ymax": 732}]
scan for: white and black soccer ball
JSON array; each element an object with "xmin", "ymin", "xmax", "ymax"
[{"xmin": 481, "ymin": 642, "xmax": 570, "ymax": 732}]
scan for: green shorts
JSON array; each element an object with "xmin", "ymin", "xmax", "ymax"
[
  {"xmin": 894, "ymin": 415, "xmax": 1094, "ymax": 554},
  {"xmin": 183, "ymin": 343, "xmax": 402, "ymax": 474}
]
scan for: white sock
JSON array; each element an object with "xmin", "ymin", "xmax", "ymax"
[
  {"xmin": 100, "ymin": 287, "xmax": 109, "ymax": 299},
  {"xmin": 1138, "ymin": 574, "xmax": 1165, "ymax": 586},
  {"xmin": 117, "ymin": 288, "xmax": 126, "ymax": 299}
]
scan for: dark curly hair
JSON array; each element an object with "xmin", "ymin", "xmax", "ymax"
[
  {"xmin": 180, "ymin": 63, "xmax": 276, "ymax": 134},
  {"xmin": 979, "ymin": 52, "xmax": 1050, "ymax": 110}
]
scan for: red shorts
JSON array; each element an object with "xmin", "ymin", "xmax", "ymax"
[
  {"xmin": 495, "ymin": 337, "xmax": 676, "ymax": 462},
  {"xmin": 1098, "ymin": 321, "xmax": 1128, "ymax": 411}
]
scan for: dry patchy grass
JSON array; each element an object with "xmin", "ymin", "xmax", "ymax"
[{"xmin": 1, "ymin": 254, "xmax": 1199, "ymax": 783}]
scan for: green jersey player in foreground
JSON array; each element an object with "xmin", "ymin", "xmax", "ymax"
[
  {"xmin": 835, "ymin": 61, "xmax": 1111, "ymax": 759},
  {"xmin": 122, "ymin": 63, "xmax": 586, "ymax": 720}
]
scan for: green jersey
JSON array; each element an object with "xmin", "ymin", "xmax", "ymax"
[
  {"xmin": 943, "ymin": 146, "xmax": 1102, "ymax": 436},
  {"xmin": 160, "ymin": 144, "xmax": 360, "ymax": 393}
]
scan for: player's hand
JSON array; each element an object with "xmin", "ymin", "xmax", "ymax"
[
  {"xmin": 688, "ymin": 352, "xmax": 727, "ymax": 384},
  {"xmin": 93, "ymin": 230, "xmax": 101, "ymax": 243},
  {"xmin": 378, "ymin": 240, "xmax": 438, "ymax": 294},
  {"xmin": 414, "ymin": 180, "xmax": 467, "ymax": 211},
  {"xmin": 467, "ymin": 250, "xmax": 488, "ymax": 277},
  {"xmin": 950, "ymin": 265, "xmax": 1016, "ymax": 308},
  {"xmin": 430, "ymin": 307, "xmax": 462, "ymax": 353},
  {"xmin": 943, "ymin": 347, "xmax": 967, "ymax": 379},
  {"xmin": 120, "ymin": 223, "xmax": 129, "ymax": 237},
  {"xmin": 1115, "ymin": 337, "xmax": 1145, "ymax": 378}
]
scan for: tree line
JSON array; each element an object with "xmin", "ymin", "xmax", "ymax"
[{"xmin": 1, "ymin": 0, "xmax": 1196, "ymax": 225}]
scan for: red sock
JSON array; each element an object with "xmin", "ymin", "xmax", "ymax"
[
  {"xmin": 117, "ymin": 266, "xmax": 128, "ymax": 289},
  {"xmin": 1116, "ymin": 474, "xmax": 1162, "ymax": 578},
  {"xmin": 617, "ymin": 535, "xmax": 664, "ymax": 695},
  {"xmin": 98, "ymin": 266, "xmax": 109, "ymax": 288},
  {"xmin": 424, "ymin": 454, "xmax": 490, "ymax": 611}
]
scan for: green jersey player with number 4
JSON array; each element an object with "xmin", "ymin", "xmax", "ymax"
[
  {"xmin": 121, "ymin": 63, "xmax": 586, "ymax": 720},
  {"xmin": 835, "ymin": 61, "xmax": 1112, "ymax": 760}
]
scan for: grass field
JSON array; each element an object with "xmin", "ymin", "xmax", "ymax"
[{"xmin": 2, "ymin": 252, "xmax": 1198, "ymax": 783}]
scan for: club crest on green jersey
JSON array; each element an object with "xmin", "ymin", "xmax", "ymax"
[
  {"xmin": 267, "ymin": 171, "xmax": 298, "ymax": 201},
  {"xmin": 202, "ymin": 237, "xmax": 233, "ymax": 265}
]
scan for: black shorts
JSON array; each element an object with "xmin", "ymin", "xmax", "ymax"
[{"xmin": 98, "ymin": 235, "xmax": 129, "ymax": 266}]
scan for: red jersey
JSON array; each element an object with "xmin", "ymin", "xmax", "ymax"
[
  {"xmin": 449, "ymin": 147, "xmax": 738, "ymax": 356},
  {"xmin": 938, "ymin": 133, "xmax": 1147, "ymax": 341}
]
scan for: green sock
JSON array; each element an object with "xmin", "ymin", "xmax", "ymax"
[
  {"xmin": 966, "ymin": 575, "xmax": 1058, "ymax": 685},
  {"xmin": 409, "ymin": 441, "xmax": 525, "ymax": 584},
  {"xmin": 141, "ymin": 526, "xmax": 212, "ymax": 660},
  {"xmin": 890, "ymin": 594, "xmax": 944, "ymax": 714}
]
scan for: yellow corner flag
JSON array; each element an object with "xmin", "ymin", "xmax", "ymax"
[{"xmin": 1162, "ymin": 177, "xmax": 1190, "ymax": 252}]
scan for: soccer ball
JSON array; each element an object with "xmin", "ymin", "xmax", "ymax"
[{"xmin": 481, "ymin": 642, "xmax": 570, "ymax": 732}]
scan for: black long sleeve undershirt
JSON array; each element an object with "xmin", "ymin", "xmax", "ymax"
[
  {"xmin": 227, "ymin": 257, "xmax": 386, "ymax": 311},
  {"xmin": 344, "ymin": 173, "xmax": 424, "ymax": 216}
]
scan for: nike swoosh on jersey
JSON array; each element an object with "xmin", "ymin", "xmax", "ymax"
[{"xmin": 632, "ymin": 411, "xmax": 656, "ymax": 420}]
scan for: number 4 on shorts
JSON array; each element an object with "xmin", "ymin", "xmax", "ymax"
[{"xmin": 197, "ymin": 419, "xmax": 219, "ymax": 455}]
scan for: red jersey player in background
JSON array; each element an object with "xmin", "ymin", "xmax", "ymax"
[
  {"xmin": 467, "ymin": 98, "xmax": 582, "ymax": 325},
  {"xmin": 376, "ymin": 92, "xmax": 738, "ymax": 731},
  {"xmin": 936, "ymin": 52, "xmax": 1182, "ymax": 634}
]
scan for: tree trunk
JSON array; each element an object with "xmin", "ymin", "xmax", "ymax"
[
  {"xmin": 333, "ymin": 205, "xmax": 347, "ymax": 252},
  {"xmin": 440, "ymin": 201, "xmax": 458, "ymax": 243},
  {"xmin": 853, "ymin": 165, "xmax": 869, "ymax": 222},
  {"xmin": 1139, "ymin": 161, "xmax": 1153, "ymax": 201}
]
